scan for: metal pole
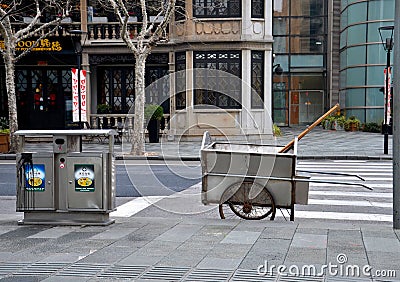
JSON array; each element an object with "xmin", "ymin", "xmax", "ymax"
[
  {"xmin": 77, "ymin": 49, "xmax": 82, "ymax": 152},
  {"xmin": 384, "ymin": 50, "xmax": 390, "ymax": 155},
  {"xmin": 393, "ymin": 0, "xmax": 400, "ymax": 229}
]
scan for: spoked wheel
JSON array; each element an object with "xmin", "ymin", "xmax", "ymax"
[{"xmin": 219, "ymin": 182, "xmax": 276, "ymax": 220}]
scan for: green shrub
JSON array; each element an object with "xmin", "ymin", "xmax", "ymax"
[
  {"xmin": 97, "ymin": 104, "xmax": 112, "ymax": 114},
  {"xmin": 144, "ymin": 104, "xmax": 164, "ymax": 121},
  {"xmin": 273, "ymin": 124, "xmax": 281, "ymax": 137},
  {"xmin": 362, "ymin": 122, "xmax": 381, "ymax": 133},
  {"xmin": 0, "ymin": 116, "xmax": 8, "ymax": 131},
  {"xmin": 344, "ymin": 116, "xmax": 361, "ymax": 131}
]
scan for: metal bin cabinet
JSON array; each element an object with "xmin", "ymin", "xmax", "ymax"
[{"xmin": 15, "ymin": 130, "xmax": 117, "ymax": 226}]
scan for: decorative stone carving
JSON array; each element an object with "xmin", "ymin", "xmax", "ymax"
[
  {"xmin": 195, "ymin": 21, "xmax": 241, "ymax": 35},
  {"xmin": 253, "ymin": 22, "xmax": 263, "ymax": 34}
]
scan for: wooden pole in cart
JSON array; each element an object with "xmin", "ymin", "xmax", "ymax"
[{"xmin": 279, "ymin": 103, "xmax": 340, "ymax": 153}]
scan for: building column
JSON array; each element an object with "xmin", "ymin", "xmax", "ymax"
[{"xmin": 241, "ymin": 49, "xmax": 252, "ymax": 135}]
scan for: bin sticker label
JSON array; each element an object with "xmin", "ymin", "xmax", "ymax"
[
  {"xmin": 25, "ymin": 164, "xmax": 45, "ymax": 191},
  {"xmin": 74, "ymin": 164, "xmax": 95, "ymax": 192}
]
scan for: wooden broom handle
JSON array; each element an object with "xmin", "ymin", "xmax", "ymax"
[{"xmin": 278, "ymin": 103, "xmax": 340, "ymax": 153}]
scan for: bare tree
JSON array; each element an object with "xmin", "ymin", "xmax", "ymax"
[
  {"xmin": 105, "ymin": 0, "xmax": 176, "ymax": 155},
  {"xmin": 0, "ymin": 0, "xmax": 72, "ymax": 152}
]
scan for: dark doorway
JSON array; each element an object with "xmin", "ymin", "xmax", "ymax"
[{"xmin": 16, "ymin": 68, "xmax": 72, "ymax": 129}]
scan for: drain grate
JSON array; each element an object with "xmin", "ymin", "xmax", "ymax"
[
  {"xmin": 57, "ymin": 263, "xmax": 108, "ymax": 277},
  {"xmin": 279, "ymin": 275, "xmax": 324, "ymax": 282},
  {"xmin": 183, "ymin": 268, "xmax": 233, "ymax": 281},
  {"xmin": 140, "ymin": 265, "xmax": 191, "ymax": 281},
  {"xmin": 98, "ymin": 264, "xmax": 148, "ymax": 279},
  {"xmin": 327, "ymin": 277, "xmax": 374, "ymax": 282},
  {"xmin": 13, "ymin": 262, "xmax": 69, "ymax": 276},
  {"xmin": 231, "ymin": 269, "xmax": 277, "ymax": 281},
  {"xmin": 0, "ymin": 262, "xmax": 27, "ymax": 275}
]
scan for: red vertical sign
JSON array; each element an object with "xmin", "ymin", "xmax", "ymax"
[
  {"xmin": 71, "ymin": 68, "xmax": 87, "ymax": 122},
  {"xmin": 384, "ymin": 67, "xmax": 392, "ymax": 125}
]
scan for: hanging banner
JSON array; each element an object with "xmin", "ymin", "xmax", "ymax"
[
  {"xmin": 384, "ymin": 67, "xmax": 392, "ymax": 125},
  {"xmin": 71, "ymin": 68, "xmax": 87, "ymax": 123}
]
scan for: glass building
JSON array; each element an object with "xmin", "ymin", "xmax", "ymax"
[
  {"xmin": 272, "ymin": 0, "xmax": 328, "ymax": 126},
  {"xmin": 340, "ymin": 0, "xmax": 394, "ymax": 124}
]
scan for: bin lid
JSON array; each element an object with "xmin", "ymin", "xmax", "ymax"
[{"xmin": 14, "ymin": 129, "xmax": 118, "ymax": 136}]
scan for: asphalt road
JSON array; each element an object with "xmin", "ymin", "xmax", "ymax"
[{"xmin": 0, "ymin": 159, "xmax": 202, "ymax": 197}]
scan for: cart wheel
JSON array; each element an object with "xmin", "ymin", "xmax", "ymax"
[{"xmin": 219, "ymin": 182, "xmax": 276, "ymax": 220}]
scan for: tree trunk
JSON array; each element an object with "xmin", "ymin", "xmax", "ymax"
[
  {"xmin": 4, "ymin": 54, "xmax": 19, "ymax": 153},
  {"xmin": 131, "ymin": 54, "xmax": 147, "ymax": 155}
]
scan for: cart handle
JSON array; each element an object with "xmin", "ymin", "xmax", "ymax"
[
  {"xmin": 297, "ymin": 170, "xmax": 365, "ymax": 181},
  {"xmin": 279, "ymin": 103, "xmax": 340, "ymax": 153}
]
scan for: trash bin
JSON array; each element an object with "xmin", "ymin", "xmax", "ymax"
[{"xmin": 15, "ymin": 129, "xmax": 117, "ymax": 225}]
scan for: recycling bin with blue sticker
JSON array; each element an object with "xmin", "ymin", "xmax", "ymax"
[{"xmin": 15, "ymin": 130, "xmax": 117, "ymax": 225}]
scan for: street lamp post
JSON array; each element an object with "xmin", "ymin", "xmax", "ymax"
[
  {"xmin": 378, "ymin": 25, "xmax": 394, "ymax": 155},
  {"xmin": 68, "ymin": 29, "xmax": 87, "ymax": 152}
]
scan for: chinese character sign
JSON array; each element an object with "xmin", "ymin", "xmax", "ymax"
[
  {"xmin": 71, "ymin": 68, "xmax": 87, "ymax": 122},
  {"xmin": 384, "ymin": 67, "xmax": 392, "ymax": 125}
]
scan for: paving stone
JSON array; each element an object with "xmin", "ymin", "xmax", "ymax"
[
  {"xmin": 259, "ymin": 226, "xmax": 297, "ymax": 240},
  {"xmin": 154, "ymin": 224, "xmax": 203, "ymax": 242},
  {"xmin": 363, "ymin": 237, "xmax": 400, "ymax": 253},
  {"xmin": 197, "ymin": 257, "xmax": 243, "ymax": 270},
  {"xmin": 361, "ymin": 230, "xmax": 398, "ymax": 239},
  {"xmin": 27, "ymin": 227, "xmax": 79, "ymax": 239},
  {"xmin": 291, "ymin": 233, "xmax": 327, "ymax": 249},
  {"xmin": 207, "ymin": 243, "xmax": 252, "ymax": 259},
  {"xmin": 221, "ymin": 230, "xmax": 261, "ymax": 245},
  {"xmin": 296, "ymin": 228, "xmax": 329, "ymax": 235},
  {"xmin": 90, "ymin": 227, "xmax": 137, "ymax": 240},
  {"xmin": 118, "ymin": 254, "xmax": 163, "ymax": 265},
  {"xmin": 134, "ymin": 240, "xmax": 181, "ymax": 257},
  {"xmin": 156, "ymin": 250, "xmax": 207, "ymax": 267},
  {"xmin": 39, "ymin": 252, "xmax": 88, "ymax": 263},
  {"xmin": 248, "ymin": 238, "xmax": 291, "ymax": 255},
  {"xmin": 285, "ymin": 247, "xmax": 326, "ymax": 264},
  {"xmin": 77, "ymin": 245, "xmax": 134, "ymax": 264},
  {"xmin": 366, "ymin": 251, "xmax": 400, "ymax": 270}
]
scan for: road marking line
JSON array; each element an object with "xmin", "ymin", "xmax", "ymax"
[
  {"xmin": 308, "ymin": 191, "xmax": 392, "ymax": 198},
  {"xmin": 280, "ymin": 211, "xmax": 393, "ymax": 222},
  {"xmin": 307, "ymin": 199, "xmax": 392, "ymax": 208},
  {"xmin": 111, "ymin": 196, "xmax": 165, "ymax": 217}
]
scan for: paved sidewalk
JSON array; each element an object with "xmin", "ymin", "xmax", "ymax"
[
  {"xmin": 142, "ymin": 126, "xmax": 393, "ymax": 160},
  {"xmin": 0, "ymin": 211, "xmax": 399, "ymax": 281}
]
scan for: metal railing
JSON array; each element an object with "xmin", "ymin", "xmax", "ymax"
[{"xmin": 89, "ymin": 113, "xmax": 170, "ymax": 143}]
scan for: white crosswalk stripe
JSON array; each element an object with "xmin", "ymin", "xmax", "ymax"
[{"xmin": 291, "ymin": 160, "xmax": 393, "ymax": 222}]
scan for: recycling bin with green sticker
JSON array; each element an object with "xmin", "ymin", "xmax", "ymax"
[{"xmin": 15, "ymin": 129, "xmax": 117, "ymax": 225}]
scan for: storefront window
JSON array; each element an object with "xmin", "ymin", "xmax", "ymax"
[
  {"xmin": 175, "ymin": 52, "xmax": 186, "ymax": 110},
  {"xmin": 251, "ymin": 51, "xmax": 264, "ymax": 108},
  {"xmin": 193, "ymin": 51, "xmax": 241, "ymax": 108},
  {"xmin": 193, "ymin": 0, "xmax": 241, "ymax": 18},
  {"xmin": 252, "ymin": 0, "xmax": 264, "ymax": 18}
]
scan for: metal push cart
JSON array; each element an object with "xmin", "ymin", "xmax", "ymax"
[{"xmin": 200, "ymin": 132, "xmax": 371, "ymax": 221}]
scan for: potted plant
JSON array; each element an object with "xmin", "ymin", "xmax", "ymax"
[
  {"xmin": 97, "ymin": 103, "xmax": 112, "ymax": 114},
  {"xmin": 145, "ymin": 104, "xmax": 163, "ymax": 143},
  {"xmin": 336, "ymin": 115, "xmax": 346, "ymax": 131},
  {"xmin": 345, "ymin": 116, "xmax": 360, "ymax": 132},
  {"xmin": 0, "ymin": 117, "xmax": 10, "ymax": 153}
]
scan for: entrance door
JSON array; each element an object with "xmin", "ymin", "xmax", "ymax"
[
  {"xmin": 16, "ymin": 69, "xmax": 71, "ymax": 129},
  {"xmin": 289, "ymin": 90, "xmax": 324, "ymax": 125}
]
